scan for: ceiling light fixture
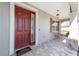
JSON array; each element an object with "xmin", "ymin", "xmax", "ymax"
[{"xmin": 56, "ymin": 9, "xmax": 59, "ymax": 16}]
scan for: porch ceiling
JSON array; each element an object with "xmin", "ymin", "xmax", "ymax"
[
  {"xmin": 27, "ymin": 2, "xmax": 70, "ymax": 19},
  {"xmin": 27, "ymin": 2, "xmax": 77, "ymax": 20}
]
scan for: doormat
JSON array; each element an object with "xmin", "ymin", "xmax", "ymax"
[{"xmin": 16, "ymin": 47, "xmax": 32, "ymax": 56}]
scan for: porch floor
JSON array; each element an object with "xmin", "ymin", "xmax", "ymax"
[{"xmin": 22, "ymin": 38, "xmax": 77, "ymax": 56}]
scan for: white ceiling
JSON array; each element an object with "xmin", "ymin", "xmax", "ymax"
[
  {"xmin": 28, "ymin": 2, "xmax": 70, "ymax": 19},
  {"xmin": 28, "ymin": 2, "xmax": 78, "ymax": 19}
]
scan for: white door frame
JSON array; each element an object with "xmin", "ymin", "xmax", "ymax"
[{"xmin": 9, "ymin": 2, "xmax": 38, "ymax": 55}]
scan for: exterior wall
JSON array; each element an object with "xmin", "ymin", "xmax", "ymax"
[
  {"xmin": 0, "ymin": 2, "xmax": 54, "ymax": 55},
  {"xmin": 0, "ymin": 2, "xmax": 10, "ymax": 56},
  {"xmin": 23, "ymin": 3, "xmax": 54, "ymax": 44},
  {"xmin": 38, "ymin": 10, "xmax": 54, "ymax": 44}
]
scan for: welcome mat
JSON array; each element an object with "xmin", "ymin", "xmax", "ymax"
[{"xmin": 16, "ymin": 47, "xmax": 32, "ymax": 56}]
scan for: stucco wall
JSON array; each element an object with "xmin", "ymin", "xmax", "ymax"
[
  {"xmin": 38, "ymin": 10, "xmax": 54, "ymax": 44},
  {"xmin": 0, "ymin": 2, "xmax": 10, "ymax": 56}
]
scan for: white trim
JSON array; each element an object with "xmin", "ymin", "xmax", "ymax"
[
  {"xmin": 10, "ymin": 3, "xmax": 15, "ymax": 55},
  {"xmin": 9, "ymin": 2, "xmax": 38, "ymax": 55}
]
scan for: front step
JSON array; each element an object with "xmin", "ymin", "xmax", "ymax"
[{"xmin": 16, "ymin": 47, "xmax": 32, "ymax": 56}]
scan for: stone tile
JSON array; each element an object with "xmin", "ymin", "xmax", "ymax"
[{"xmin": 21, "ymin": 38, "xmax": 77, "ymax": 56}]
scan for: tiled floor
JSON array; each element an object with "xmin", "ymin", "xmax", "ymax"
[{"xmin": 22, "ymin": 38, "xmax": 77, "ymax": 56}]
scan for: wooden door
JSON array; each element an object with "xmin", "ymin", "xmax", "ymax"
[{"xmin": 15, "ymin": 6, "xmax": 31, "ymax": 49}]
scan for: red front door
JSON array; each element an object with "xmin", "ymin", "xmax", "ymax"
[{"xmin": 15, "ymin": 6, "xmax": 31, "ymax": 49}]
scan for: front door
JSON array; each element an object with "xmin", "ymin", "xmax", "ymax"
[{"xmin": 15, "ymin": 6, "xmax": 31, "ymax": 49}]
